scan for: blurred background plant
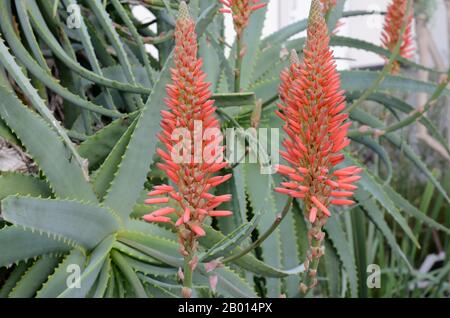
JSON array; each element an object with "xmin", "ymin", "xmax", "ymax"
[{"xmin": 0, "ymin": 0, "xmax": 448, "ymax": 298}]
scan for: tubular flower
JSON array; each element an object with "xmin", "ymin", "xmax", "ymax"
[
  {"xmin": 381, "ymin": 0, "xmax": 415, "ymax": 74},
  {"xmin": 275, "ymin": 0, "xmax": 361, "ymax": 293},
  {"xmin": 219, "ymin": 0, "xmax": 267, "ymax": 39},
  {"xmin": 143, "ymin": 2, "xmax": 232, "ymax": 268}
]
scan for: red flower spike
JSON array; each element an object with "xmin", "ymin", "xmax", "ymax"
[
  {"xmin": 220, "ymin": 0, "xmax": 267, "ymax": 39},
  {"xmin": 381, "ymin": 0, "xmax": 415, "ymax": 74},
  {"xmin": 142, "ymin": 2, "xmax": 232, "ymax": 253},
  {"xmin": 276, "ymin": 0, "xmax": 359, "ymax": 222},
  {"xmin": 275, "ymin": 0, "xmax": 361, "ymax": 292}
]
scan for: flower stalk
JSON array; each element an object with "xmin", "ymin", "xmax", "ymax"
[
  {"xmin": 235, "ymin": 38, "xmax": 243, "ymax": 92},
  {"xmin": 275, "ymin": 0, "xmax": 361, "ymax": 294},
  {"xmin": 182, "ymin": 248, "xmax": 194, "ymax": 297},
  {"xmin": 222, "ymin": 196, "xmax": 293, "ymax": 263}
]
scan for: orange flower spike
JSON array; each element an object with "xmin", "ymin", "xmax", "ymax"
[
  {"xmin": 381, "ymin": 0, "xmax": 415, "ymax": 74},
  {"xmin": 142, "ymin": 2, "xmax": 232, "ymax": 286},
  {"xmin": 276, "ymin": 0, "xmax": 358, "ymax": 221},
  {"xmin": 275, "ymin": 0, "xmax": 360, "ymax": 293},
  {"xmin": 220, "ymin": 0, "xmax": 267, "ymax": 39}
]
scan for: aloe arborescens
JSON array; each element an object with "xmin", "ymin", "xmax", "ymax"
[
  {"xmin": 142, "ymin": 2, "xmax": 232, "ymax": 297},
  {"xmin": 275, "ymin": 0, "xmax": 361, "ymax": 293},
  {"xmin": 219, "ymin": 0, "xmax": 267, "ymax": 39},
  {"xmin": 0, "ymin": 0, "xmax": 448, "ymax": 300},
  {"xmin": 381, "ymin": 0, "xmax": 415, "ymax": 74}
]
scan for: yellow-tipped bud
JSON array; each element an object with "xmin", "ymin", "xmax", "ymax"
[
  {"xmin": 178, "ymin": 1, "xmax": 191, "ymax": 21},
  {"xmin": 309, "ymin": 0, "xmax": 325, "ymax": 23}
]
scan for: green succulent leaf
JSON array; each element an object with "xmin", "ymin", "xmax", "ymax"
[
  {"xmin": 36, "ymin": 248, "xmax": 87, "ymax": 298},
  {"xmin": 350, "ymin": 108, "xmax": 450, "ymax": 203},
  {"xmin": 0, "ymin": 173, "xmax": 51, "ymax": 201},
  {"xmin": 0, "ymin": 118, "xmax": 19, "ymax": 145},
  {"xmin": 325, "ymin": 215, "xmax": 358, "ymax": 297},
  {"xmin": 0, "ymin": 226, "xmax": 73, "ymax": 268},
  {"xmin": 0, "ymin": 261, "xmax": 31, "ymax": 298},
  {"xmin": 92, "ymin": 117, "xmax": 138, "ymax": 200},
  {"xmin": 91, "ymin": 256, "xmax": 112, "ymax": 298},
  {"xmin": 0, "ymin": 85, "xmax": 97, "ymax": 201},
  {"xmin": 2, "ymin": 196, "xmax": 121, "ymax": 249},
  {"xmin": 58, "ymin": 235, "xmax": 115, "ymax": 298},
  {"xmin": 78, "ymin": 112, "xmax": 139, "ymax": 170},
  {"xmin": 356, "ymin": 190, "xmax": 412, "ymax": 270},
  {"xmin": 8, "ymin": 256, "xmax": 61, "ymax": 298},
  {"xmin": 345, "ymin": 155, "xmax": 420, "ymax": 248}
]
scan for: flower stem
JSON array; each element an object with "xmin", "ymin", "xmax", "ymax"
[
  {"xmin": 300, "ymin": 221, "xmax": 326, "ymax": 296},
  {"xmin": 234, "ymin": 35, "xmax": 243, "ymax": 92},
  {"xmin": 182, "ymin": 252, "xmax": 193, "ymax": 297},
  {"xmin": 223, "ymin": 197, "xmax": 293, "ymax": 263}
]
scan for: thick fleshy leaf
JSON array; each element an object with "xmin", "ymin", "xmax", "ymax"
[
  {"xmin": 0, "ymin": 227, "xmax": 73, "ymax": 267},
  {"xmin": 58, "ymin": 235, "xmax": 115, "ymax": 298},
  {"xmin": 2, "ymin": 196, "xmax": 121, "ymax": 249}
]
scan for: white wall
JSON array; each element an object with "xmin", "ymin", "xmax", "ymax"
[
  {"xmin": 225, "ymin": 0, "xmax": 448, "ymax": 69},
  {"xmin": 135, "ymin": 0, "xmax": 449, "ymax": 70},
  {"xmin": 267, "ymin": 0, "xmax": 391, "ymax": 69}
]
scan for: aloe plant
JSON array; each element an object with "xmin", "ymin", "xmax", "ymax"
[{"xmin": 0, "ymin": 0, "xmax": 449, "ymax": 298}]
